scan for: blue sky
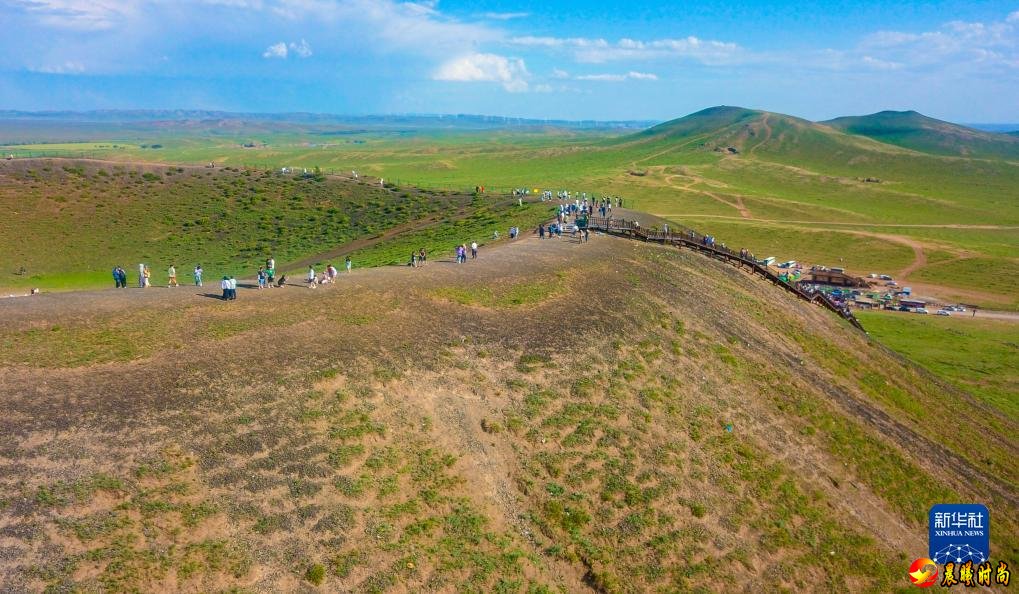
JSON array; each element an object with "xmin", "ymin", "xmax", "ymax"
[{"xmin": 1, "ymin": 0, "xmax": 1017, "ymax": 122}]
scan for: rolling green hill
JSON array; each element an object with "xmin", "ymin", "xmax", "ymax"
[
  {"xmin": 626, "ymin": 105, "xmax": 909, "ymax": 164},
  {"xmin": 822, "ymin": 110, "xmax": 1019, "ymax": 159}
]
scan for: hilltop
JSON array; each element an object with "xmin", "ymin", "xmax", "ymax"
[
  {"xmin": 628, "ymin": 105, "xmax": 910, "ymax": 162},
  {"xmin": 631, "ymin": 105, "xmax": 1019, "ymax": 161},
  {"xmin": 1, "ymin": 231, "xmax": 1015, "ymax": 592},
  {"xmin": 822, "ymin": 110, "xmax": 1019, "ymax": 159}
]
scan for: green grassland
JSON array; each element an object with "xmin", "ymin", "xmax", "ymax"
[
  {"xmin": 2, "ymin": 106, "xmax": 1017, "ymax": 306},
  {"xmin": 858, "ymin": 311, "xmax": 1019, "ymax": 418}
]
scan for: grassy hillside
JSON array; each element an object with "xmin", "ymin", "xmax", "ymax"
[
  {"xmin": 823, "ymin": 110, "xmax": 1019, "ymax": 159},
  {"xmin": 1, "ymin": 236, "xmax": 1015, "ymax": 592},
  {"xmin": 0, "ymin": 159, "xmax": 550, "ymax": 291}
]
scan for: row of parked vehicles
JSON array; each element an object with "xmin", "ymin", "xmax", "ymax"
[{"xmin": 893, "ymin": 305, "xmax": 965, "ymax": 316}]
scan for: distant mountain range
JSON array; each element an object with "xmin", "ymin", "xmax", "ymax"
[
  {"xmin": 0, "ymin": 110, "xmax": 655, "ymax": 130},
  {"xmin": 2, "ymin": 107, "xmax": 1017, "ymax": 159}
]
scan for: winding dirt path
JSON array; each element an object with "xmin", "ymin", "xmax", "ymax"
[
  {"xmin": 749, "ymin": 113, "xmax": 772, "ymax": 155},
  {"xmin": 648, "ymin": 214, "xmax": 1019, "ymax": 230},
  {"xmin": 663, "ymin": 172, "xmax": 752, "ymax": 219}
]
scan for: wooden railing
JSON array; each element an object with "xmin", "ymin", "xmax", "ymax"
[{"xmin": 587, "ymin": 217, "xmax": 865, "ymax": 331}]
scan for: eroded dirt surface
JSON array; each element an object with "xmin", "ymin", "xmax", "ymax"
[{"xmin": 1, "ymin": 233, "xmax": 1015, "ymax": 592}]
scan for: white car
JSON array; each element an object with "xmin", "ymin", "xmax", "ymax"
[
  {"xmin": 914, "ymin": 308, "xmax": 929, "ymax": 314},
  {"xmin": 936, "ymin": 309, "xmax": 951, "ymax": 316}
]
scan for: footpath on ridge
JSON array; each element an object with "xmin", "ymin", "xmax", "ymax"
[{"xmin": 585, "ymin": 211, "xmax": 866, "ymax": 331}]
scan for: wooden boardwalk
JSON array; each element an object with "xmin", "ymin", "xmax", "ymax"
[{"xmin": 587, "ymin": 217, "xmax": 866, "ymax": 332}]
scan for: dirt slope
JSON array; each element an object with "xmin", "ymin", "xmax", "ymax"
[{"xmin": 0, "ymin": 232, "xmax": 1015, "ymax": 593}]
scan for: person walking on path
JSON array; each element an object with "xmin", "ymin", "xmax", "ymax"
[
  {"xmin": 167, "ymin": 265, "xmax": 178, "ymax": 287},
  {"xmin": 307, "ymin": 265, "xmax": 317, "ymax": 288},
  {"xmin": 471, "ymin": 242, "xmax": 478, "ymax": 260},
  {"xmin": 419, "ymin": 248, "xmax": 426, "ymax": 264},
  {"xmin": 194, "ymin": 265, "xmax": 203, "ymax": 287},
  {"xmin": 257, "ymin": 267, "xmax": 267, "ymax": 289},
  {"xmin": 112, "ymin": 267, "xmax": 123, "ymax": 288},
  {"xmin": 221, "ymin": 276, "xmax": 230, "ymax": 300},
  {"xmin": 138, "ymin": 264, "xmax": 146, "ymax": 288},
  {"xmin": 143, "ymin": 266, "xmax": 152, "ymax": 288},
  {"xmin": 228, "ymin": 276, "xmax": 237, "ymax": 299},
  {"xmin": 345, "ymin": 256, "xmax": 352, "ymax": 273},
  {"xmin": 539, "ymin": 224, "xmax": 545, "ymax": 239}
]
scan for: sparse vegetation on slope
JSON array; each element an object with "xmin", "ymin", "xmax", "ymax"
[{"xmin": 2, "ymin": 236, "xmax": 1014, "ymax": 592}]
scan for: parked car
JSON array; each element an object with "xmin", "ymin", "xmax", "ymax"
[
  {"xmin": 936, "ymin": 309, "xmax": 951, "ymax": 316},
  {"xmin": 830, "ymin": 267, "xmax": 845, "ymax": 273},
  {"xmin": 885, "ymin": 281, "xmax": 898, "ymax": 286},
  {"xmin": 879, "ymin": 274, "xmax": 893, "ymax": 280},
  {"xmin": 897, "ymin": 305, "xmax": 911, "ymax": 312},
  {"xmin": 915, "ymin": 308, "xmax": 929, "ymax": 314}
]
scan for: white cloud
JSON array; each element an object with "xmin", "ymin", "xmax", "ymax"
[
  {"xmin": 575, "ymin": 73, "xmax": 625, "ymax": 81},
  {"xmin": 289, "ymin": 39, "xmax": 312, "ymax": 57},
  {"xmin": 857, "ymin": 13, "xmax": 1018, "ymax": 71},
  {"xmin": 551, "ymin": 68, "xmax": 570, "ymax": 79},
  {"xmin": 262, "ymin": 39, "xmax": 312, "ymax": 59},
  {"xmin": 434, "ymin": 53, "xmax": 529, "ymax": 92},
  {"xmin": 575, "ymin": 71, "xmax": 658, "ymax": 82},
  {"xmin": 479, "ymin": 11, "xmax": 529, "ymax": 20},
  {"xmin": 9, "ymin": 0, "xmax": 139, "ymax": 30},
  {"xmin": 31, "ymin": 60, "xmax": 87, "ymax": 74},
  {"xmin": 263, "ymin": 41, "xmax": 288, "ymax": 58},
  {"xmin": 509, "ymin": 34, "xmax": 741, "ymax": 64},
  {"xmin": 860, "ymin": 56, "xmax": 902, "ymax": 70},
  {"xmin": 268, "ymin": 0, "xmax": 497, "ymax": 57}
]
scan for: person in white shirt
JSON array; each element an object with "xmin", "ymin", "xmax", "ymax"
[
  {"xmin": 470, "ymin": 242, "xmax": 478, "ymax": 259},
  {"xmin": 307, "ymin": 265, "xmax": 316, "ymax": 288},
  {"xmin": 221, "ymin": 276, "xmax": 230, "ymax": 300},
  {"xmin": 228, "ymin": 276, "xmax": 237, "ymax": 300}
]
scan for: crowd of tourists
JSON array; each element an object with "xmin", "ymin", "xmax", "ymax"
[
  {"xmin": 110, "ymin": 254, "xmax": 353, "ymax": 300},
  {"xmin": 106, "ymin": 189, "xmax": 629, "ymax": 299}
]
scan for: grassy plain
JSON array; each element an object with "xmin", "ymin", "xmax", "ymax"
[
  {"xmin": 3, "ymin": 110, "xmax": 1015, "ymax": 306},
  {"xmin": 857, "ymin": 311, "xmax": 1019, "ymax": 418}
]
